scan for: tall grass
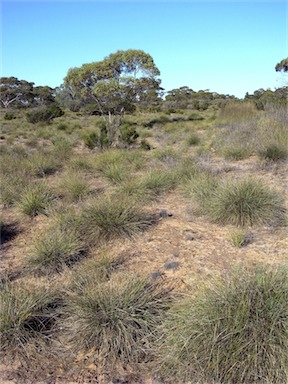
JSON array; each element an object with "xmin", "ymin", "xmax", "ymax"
[{"xmin": 157, "ymin": 266, "xmax": 288, "ymax": 383}]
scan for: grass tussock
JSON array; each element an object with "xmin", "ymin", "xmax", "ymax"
[
  {"xmin": 186, "ymin": 175, "xmax": 284, "ymax": 226},
  {"xmin": 62, "ymin": 274, "xmax": 173, "ymax": 367},
  {"xmin": 157, "ymin": 266, "xmax": 288, "ymax": 384},
  {"xmin": 26, "ymin": 227, "xmax": 85, "ymax": 274},
  {"xmin": 82, "ymin": 195, "xmax": 153, "ymax": 241},
  {"xmin": 0, "ymin": 282, "xmax": 59, "ymax": 363},
  {"xmin": 17, "ymin": 182, "xmax": 54, "ymax": 217}
]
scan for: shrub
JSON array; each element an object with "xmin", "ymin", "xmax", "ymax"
[
  {"xmin": 62, "ymin": 275, "xmax": 173, "ymax": 367},
  {"xmin": 26, "ymin": 227, "xmax": 84, "ymax": 274},
  {"xmin": 120, "ymin": 123, "xmax": 139, "ymax": 144},
  {"xmin": 82, "ymin": 195, "xmax": 153, "ymax": 241},
  {"xmin": 158, "ymin": 266, "xmax": 288, "ymax": 383},
  {"xmin": 18, "ymin": 182, "xmax": 53, "ymax": 217},
  {"xmin": 26, "ymin": 105, "xmax": 64, "ymax": 124}
]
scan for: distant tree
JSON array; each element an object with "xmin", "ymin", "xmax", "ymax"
[
  {"xmin": 33, "ymin": 86, "xmax": 55, "ymax": 106},
  {"xmin": 0, "ymin": 77, "xmax": 34, "ymax": 108},
  {"xmin": 275, "ymin": 58, "xmax": 288, "ymax": 73},
  {"xmin": 64, "ymin": 49, "xmax": 161, "ymax": 146},
  {"xmin": 55, "ymin": 84, "xmax": 84, "ymax": 112}
]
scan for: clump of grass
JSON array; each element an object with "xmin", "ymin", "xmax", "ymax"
[
  {"xmin": 62, "ymin": 274, "xmax": 173, "ymax": 367},
  {"xmin": 101, "ymin": 163, "xmax": 128, "ymax": 184},
  {"xmin": 258, "ymin": 144, "xmax": 288, "ymax": 162},
  {"xmin": 29, "ymin": 153, "xmax": 61, "ymax": 177},
  {"xmin": 222, "ymin": 146, "xmax": 250, "ymax": 160},
  {"xmin": 26, "ymin": 227, "xmax": 84, "ymax": 275},
  {"xmin": 0, "ymin": 174, "xmax": 28, "ymax": 207},
  {"xmin": 157, "ymin": 266, "xmax": 288, "ymax": 384},
  {"xmin": 153, "ymin": 147, "xmax": 180, "ymax": 165},
  {"xmin": 185, "ymin": 175, "xmax": 284, "ymax": 226},
  {"xmin": 68, "ymin": 156, "xmax": 95, "ymax": 173},
  {"xmin": 82, "ymin": 195, "xmax": 153, "ymax": 241},
  {"xmin": 227, "ymin": 228, "xmax": 248, "ymax": 247},
  {"xmin": 60, "ymin": 172, "xmax": 90, "ymax": 201},
  {"xmin": 0, "ymin": 282, "xmax": 59, "ymax": 363},
  {"xmin": 138, "ymin": 169, "xmax": 179, "ymax": 197},
  {"xmin": 207, "ymin": 178, "xmax": 284, "ymax": 226},
  {"xmin": 17, "ymin": 182, "xmax": 54, "ymax": 217},
  {"xmin": 186, "ymin": 133, "xmax": 201, "ymax": 146}
]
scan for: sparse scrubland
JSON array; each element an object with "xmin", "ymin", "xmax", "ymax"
[{"xmin": 0, "ymin": 95, "xmax": 288, "ymax": 383}]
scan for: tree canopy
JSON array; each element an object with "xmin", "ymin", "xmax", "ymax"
[
  {"xmin": 64, "ymin": 49, "xmax": 162, "ymax": 145},
  {"xmin": 275, "ymin": 58, "xmax": 288, "ymax": 73}
]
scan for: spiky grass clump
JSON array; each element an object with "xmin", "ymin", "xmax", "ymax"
[
  {"xmin": 138, "ymin": 169, "xmax": 179, "ymax": 197},
  {"xmin": 186, "ymin": 133, "xmax": 201, "ymax": 146},
  {"xmin": 101, "ymin": 162, "xmax": 128, "ymax": 184},
  {"xmin": 82, "ymin": 195, "xmax": 153, "ymax": 241},
  {"xmin": 62, "ymin": 275, "xmax": 173, "ymax": 367},
  {"xmin": 60, "ymin": 172, "xmax": 90, "ymax": 201},
  {"xmin": 185, "ymin": 175, "xmax": 284, "ymax": 226},
  {"xmin": 0, "ymin": 282, "xmax": 58, "ymax": 363},
  {"xmin": 26, "ymin": 227, "xmax": 84, "ymax": 274},
  {"xmin": 158, "ymin": 267, "xmax": 288, "ymax": 384},
  {"xmin": 208, "ymin": 178, "xmax": 284, "ymax": 226},
  {"xmin": 258, "ymin": 144, "xmax": 288, "ymax": 162},
  {"xmin": 17, "ymin": 182, "xmax": 54, "ymax": 217}
]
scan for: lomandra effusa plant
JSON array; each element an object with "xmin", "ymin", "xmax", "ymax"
[
  {"xmin": 61, "ymin": 274, "xmax": 173, "ymax": 369},
  {"xmin": 157, "ymin": 266, "xmax": 288, "ymax": 384}
]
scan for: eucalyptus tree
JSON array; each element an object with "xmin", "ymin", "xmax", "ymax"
[
  {"xmin": 0, "ymin": 77, "xmax": 34, "ymax": 108},
  {"xmin": 64, "ymin": 49, "xmax": 161, "ymax": 146}
]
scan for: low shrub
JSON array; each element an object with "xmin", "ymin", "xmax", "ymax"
[
  {"xmin": 158, "ymin": 266, "xmax": 288, "ymax": 383},
  {"xmin": 26, "ymin": 105, "xmax": 64, "ymax": 124}
]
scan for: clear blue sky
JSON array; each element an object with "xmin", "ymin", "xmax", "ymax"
[{"xmin": 1, "ymin": 0, "xmax": 287, "ymax": 98}]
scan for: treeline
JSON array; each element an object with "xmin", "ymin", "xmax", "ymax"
[{"xmin": 1, "ymin": 76, "xmax": 287, "ymax": 117}]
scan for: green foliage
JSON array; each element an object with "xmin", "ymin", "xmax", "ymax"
[
  {"xmin": 17, "ymin": 182, "xmax": 53, "ymax": 217},
  {"xmin": 3, "ymin": 112, "xmax": 16, "ymax": 120},
  {"xmin": 60, "ymin": 172, "xmax": 90, "ymax": 201},
  {"xmin": 138, "ymin": 169, "xmax": 179, "ymax": 197},
  {"xmin": 26, "ymin": 105, "xmax": 64, "ymax": 124},
  {"xmin": 158, "ymin": 266, "xmax": 288, "ymax": 383},
  {"xmin": 62, "ymin": 275, "xmax": 172, "ymax": 367},
  {"xmin": 120, "ymin": 123, "xmax": 139, "ymax": 144},
  {"xmin": 227, "ymin": 228, "xmax": 248, "ymax": 247},
  {"xmin": 258, "ymin": 144, "xmax": 288, "ymax": 162},
  {"xmin": 186, "ymin": 133, "xmax": 200, "ymax": 146},
  {"xmin": 200, "ymin": 177, "xmax": 283, "ymax": 226},
  {"xmin": 82, "ymin": 195, "xmax": 153, "ymax": 241},
  {"xmin": 26, "ymin": 227, "xmax": 84, "ymax": 275}
]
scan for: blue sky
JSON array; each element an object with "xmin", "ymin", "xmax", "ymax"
[{"xmin": 1, "ymin": 1, "xmax": 287, "ymax": 98}]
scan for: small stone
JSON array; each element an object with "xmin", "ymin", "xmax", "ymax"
[
  {"xmin": 164, "ymin": 261, "xmax": 179, "ymax": 270},
  {"xmin": 159, "ymin": 209, "xmax": 168, "ymax": 218},
  {"xmin": 186, "ymin": 234, "xmax": 194, "ymax": 241},
  {"xmin": 151, "ymin": 271, "xmax": 162, "ymax": 280},
  {"xmin": 173, "ymin": 251, "xmax": 180, "ymax": 257}
]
